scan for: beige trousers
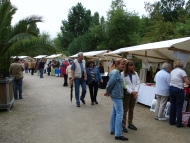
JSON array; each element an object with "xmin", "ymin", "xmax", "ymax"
[{"xmin": 155, "ymin": 94, "xmax": 168, "ymax": 118}]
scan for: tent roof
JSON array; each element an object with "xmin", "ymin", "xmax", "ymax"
[
  {"xmin": 70, "ymin": 50, "xmax": 109, "ymax": 58},
  {"xmin": 105, "ymin": 37, "xmax": 190, "ymax": 62},
  {"xmin": 33, "ymin": 55, "xmax": 48, "ymax": 59},
  {"xmin": 11, "ymin": 56, "xmax": 29, "ymax": 59},
  {"xmin": 46, "ymin": 54, "xmax": 66, "ymax": 59}
]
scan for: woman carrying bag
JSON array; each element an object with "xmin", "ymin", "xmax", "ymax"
[
  {"xmin": 86, "ymin": 60, "xmax": 103, "ymax": 105},
  {"xmin": 122, "ymin": 60, "xmax": 140, "ymax": 133}
]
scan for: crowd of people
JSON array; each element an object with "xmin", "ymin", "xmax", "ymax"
[
  {"xmin": 103, "ymin": 58, "xmax": 190, "ymax": 141},
  {"xmin": 9, "ymin": 54, "xmax": 189, "ymax": 141}
]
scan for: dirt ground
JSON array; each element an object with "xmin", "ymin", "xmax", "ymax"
[{"xmin": 0, "ymin": 73, "xmax": 190, "ymax": 143}]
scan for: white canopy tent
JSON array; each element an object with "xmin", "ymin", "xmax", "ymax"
[
  {"xmin": 33, "ymin": 55, "xmax": 48, "ymax": 59},
  {"xmin": 70, "ymin": 50, "xmax": 121, "ymax": 60},
  {"xmin": 45, "ymin": 54, "xmax": 66, "ymax": 59},
  {"xmin": 11, "ymin": 56, "xmax": 33, "ymax": 60},
  {"xmin": 11, "ymin": 56, "xmax": 28, "ymax": 59},
  {"xmin": 105, "ymin": 37, "xmax": 190, "ymax": 62},
  {"xmin": 70, "ymin": 50, "xmax": 108, "ymax": 58}
]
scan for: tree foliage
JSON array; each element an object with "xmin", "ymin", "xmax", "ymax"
[
  {"xmin": 59, "ymin": 3, "xmax": 92, "ymax": 50},
  {"xmin": 0, "ymin": 0, "xmax": 55, "ymax": 77},
  {"xmin": 56, "ymin": 0, "xmax": 190, "ymax": 56}
]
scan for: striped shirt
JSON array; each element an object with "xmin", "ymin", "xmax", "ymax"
[{"xmin": 90, "ymin": 69, "xmax": 95, "ymax": 81}]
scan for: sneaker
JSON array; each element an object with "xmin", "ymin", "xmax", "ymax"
[{"xmin": 158, "ymin": 117, "xmax": 167, "ymax": 121}]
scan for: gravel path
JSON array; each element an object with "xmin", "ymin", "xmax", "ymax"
[{"xmin": 0, "ymin": 73, "xmax": 189, "ymax": 143}]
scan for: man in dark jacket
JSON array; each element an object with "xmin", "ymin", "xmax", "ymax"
[{"xmin": 39, "ymin": 59, "xmax": 45, "ymax": 78}]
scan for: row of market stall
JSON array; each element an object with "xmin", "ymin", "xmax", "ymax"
[
  {"xmin": 13, "ymin": 37, "xmax": 190, "ymax": 109},
  {"xmin": 12, "ymin": 54, "xmax": 67, "ymax": 61}
]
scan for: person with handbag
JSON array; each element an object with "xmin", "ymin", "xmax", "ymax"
[
  {"xmin": 121, "ymin": 60, "xmax": 140, "ymax": 132},
  {"xmin": 105, "ymin": 58, "xmax": 128, "ymax": 141}
]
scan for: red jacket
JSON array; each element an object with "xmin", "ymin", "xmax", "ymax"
[{"xmin": 61, "ymin": 61, "xmax": 69, "ymax": 74}]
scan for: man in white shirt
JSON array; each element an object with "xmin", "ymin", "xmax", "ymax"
[{"xmin": 154, "ymin": 62, "xmax": 171, "ymax": 121}]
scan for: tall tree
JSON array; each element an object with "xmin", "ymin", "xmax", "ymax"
[
  {"xmin": 160, "ymin": 0, "xmax": 186, "ymax": 22},
  {"xmin": 0, "ymin": 0, "xmax": 54, "ymax": 77},
  {"xmin": 106, "ymin": 0, "xmax": 141, "ymax": 50},
  {"xmin": 59, "ymin": 3, "xmax": 92, "ymax": 50},
  {"xmin": 28, "ymin": 23, "xmax": 40, "ymax": 36},
  {"xmin": 92, "ymin": 12, "xmax": 100, "ymax": 25},
  {"xmin": 90, "ymin": 16, "xmax": 108, "ymax": 50}
]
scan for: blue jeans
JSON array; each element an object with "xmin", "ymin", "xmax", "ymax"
[
  {"xmin": 110, "ymin": 97, "xmax": 123, "ymax": 137},
  {"xmin": 13, "ymin": 79, "xmax": 22, "ymax": 99},
  {"xmin": 25, "ymin": 67, "xmax": 28, "ymax": 73},
  {"xmin": 40, "ymin": 68, "xmax": 44, "ymax": 78},
  {"xmin": 74, "ymin": 78, "xmax": 86, "ymax": 104},
  {"xmin": 169, "ymin": 86, "xmax": 184, "ymax": 126}
]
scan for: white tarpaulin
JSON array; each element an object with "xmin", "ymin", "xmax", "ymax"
[
  {"xmin": 70, "ymin": 50, "xmax": 121, "ymax": 60},
  {"xmin": 105, "ymin": 37, "xmax": 190, "ymax": 62},
  {"xmin": 12, "ymin": 56, "xmax": 29, "ymax": 59},
  {"xmin": 70, "ymin": 50, "xmax": 108, "ymax": 58},
  {"xmin": 33, "ymin": 55, "xmax": 48, "ymax": 59},
  {"xmin": 46, "ymin": 54, "xmax": 66, "ymax": 59}
]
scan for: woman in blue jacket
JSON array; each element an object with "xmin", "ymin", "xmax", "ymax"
[
  {"xmin": 86, "ymin": 60, "xmax": 103, "ymax": 105},
  {"xmin": 105, "ymin": 58, "xmax": 128, "ymax": 141}
]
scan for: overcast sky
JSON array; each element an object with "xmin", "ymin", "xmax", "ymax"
[{"xmin": 11, "ymin": 0, "xmax": 156, "ymax": 38}]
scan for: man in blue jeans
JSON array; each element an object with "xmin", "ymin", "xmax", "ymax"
[
  {"xmin": 9, "ymin": 57, "xmax": 24, "ymax": 99},
  {"xmin": 39, "ymin": 59, "xmax": 45, "ymax": 78},
  {"xmin": 71, "ymin": 52, "xmax": 87, "ymax": 107}
]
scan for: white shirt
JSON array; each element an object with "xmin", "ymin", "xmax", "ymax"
[
  {"xmin": 170, "ymin": 67, "xmax": 187, "ymax": 89},
  {"xmin": 154, "ymin": 69, "xmax": 170, "ymax": 96},
  {"xmin": 122, "ymin": 72, "xmax": 140, "ymax": 94}
]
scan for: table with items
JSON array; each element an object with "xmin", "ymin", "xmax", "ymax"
[{"xmin": 137, "ymin": 83, "xmax": 156, "ymax": 106}]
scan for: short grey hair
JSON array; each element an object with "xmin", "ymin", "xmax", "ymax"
[
  {"xmin": 162, "ymin": 62, "xmax": 171, "ymax": 69},
  {"xmin": 78, "ymin": 52, "xmax": 83, "ymax": 57}
]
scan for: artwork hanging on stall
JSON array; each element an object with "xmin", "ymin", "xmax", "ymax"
[
  {"xmin": 107, "ymin": 61, "xmax": 111, "ymax": 67},
  {"xmin": 150, "ymin": 99, "xmax": 157, "ymax": 112},
  {"xmin": 139, "ymin": 68, "xmax": 147, "ymax": 83},
  {"xmin": 127, "ymin": 53, "xmax": 132, "ymax": 59},
  {"xmin": 142, "ymin": 58, "xmax": 148, "ymax": 68},
  {"xmin": 173, "ymin": 51, "xmax": 189, "ymax": 68}
]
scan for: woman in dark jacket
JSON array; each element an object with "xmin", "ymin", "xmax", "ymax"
[
  {"xmin": 47, "ymin": 61, "xmax": 52, "ymax": 76},
  {"xmin": 86, "ymin": 60, "xmax": 103, "ymax": 105}
]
